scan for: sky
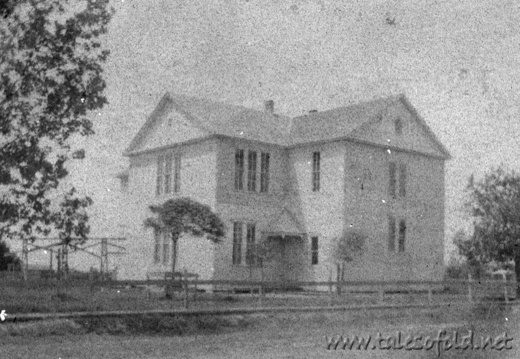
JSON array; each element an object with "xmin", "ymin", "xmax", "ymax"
[{"xmin": 43, "ymin": 0, "xmax": 520, "ymax": 267}]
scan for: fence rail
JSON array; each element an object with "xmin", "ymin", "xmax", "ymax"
[{"xmin": 1, "ymin": 271, "xmax": 516, "ymax": 311}]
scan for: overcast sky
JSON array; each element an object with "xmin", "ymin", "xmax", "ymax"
[{"xmin": 65, "ymin": 0, "xmax": 520, "ymax": 260}]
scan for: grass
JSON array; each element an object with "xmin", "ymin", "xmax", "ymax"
[{"xmin": 0, "ymin": 304, "xmax": 516, "ymax": 359}]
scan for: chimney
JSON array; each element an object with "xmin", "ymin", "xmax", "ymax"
[{"xmin": 264, "ymin": 100, "xmax": 274, "ymax": 114}]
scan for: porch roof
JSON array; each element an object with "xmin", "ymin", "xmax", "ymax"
[{"xmin": 263, "ymin": 207, "xmax": 306, "ymax": 237}]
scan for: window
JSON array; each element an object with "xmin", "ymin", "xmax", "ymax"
[
  {"xmin": 398, "ymin": 163, "xmax": 406, "ymax": 197},
  {"xmin": 247, "ymin": 151, "xmax": 257, "ymax": 192},
  {"xmin": 395, "ymin": 118, "xmax": 403, "ymax": 135},
  {"xmin": 164, "ymin": 154, "xmax": 172, "ymax": 194},
  {"xmin": 312, "ymin": 151, "xmax": 320, "ymax": 192},
  {"xmin": 389, "ymin": 162, "xmax": 406, "ymax": 198},
  {"xmin": 245, "ymin": 223, "xmax": 256, "ymax": 266},
  {"xmin": 388, "ymin": 216, "xmax": 406, "ymax": 253},
  {"xmin": 153, "ymin": 230, "xmax": 171, "ymax": 264},
  {"xmin": 260, "ymin": 152, "xmax": 270, "ymax": 193},
  {"xmin": 389, "ymin": 162, "xmax": 396, "ymax": 197},
  {"xmin": 156, "ymin": 155, "xmax": 165, "ymax": 196},
  {"xmin": 311, "ymin": 236, "xmax": 319, "ymax": 265},
  {"xmin": 162, "ymin": 232, "xmax": 170, "ymax": 264},
  {"xmin": 388, "ymin": 215, "xmax": 396, "ymax": 252},
  {"xmin": 153, "ymin": 229, "xmax": 161, "ymax": 264},
  {"xmin": 156, "ymin": 154, "xmax": 181, "ymax": 196},
  {"xmin": 232, "ymin": 222, "xmax": 243, "ymax": 265},
  {"xmin": 234, "ymin": 149, "xmax": 244, "ymax": 190},
  {"xmin": 398, "ymin": 220, "xmax": 406, "ymax": 252},
  {"xmin": 174, "ymin": 156, "xmax": 181, "ymax": 192}
]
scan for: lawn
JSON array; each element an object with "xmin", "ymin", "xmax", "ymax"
[{"xmin": 0, "ymin": 305, "xmax": 517, "ymax": 358}]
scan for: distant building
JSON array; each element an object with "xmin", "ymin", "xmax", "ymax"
[{"xmin": 117, "ymin": 93, "xmax": 450, "ymax": 283}]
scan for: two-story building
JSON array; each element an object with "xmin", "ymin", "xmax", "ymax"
[{"xmin": 116, "ymin": 93, "xmax": 450, "ymax": 283}]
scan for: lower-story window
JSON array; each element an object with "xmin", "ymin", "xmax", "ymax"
[
  {"xmin": 232, "ymin": 222, "xmax": 242, "ymax": 265},
  {"xmin": 246, "ymin": 223, "xmax": 257, "ymax": 266},
  {"xmin": 311, "ymin": 236, "xmax": 319, "ymax": 265},
  {"xmin": 153, "ymin": 230, "xmax": 171, "ymax": 265},
  {"xmin": 232, "ymin": 221, "xmax": 258, "ymax": 266},
  {"xmin": 388, "ymin": 216, "xmax": 406, "ymax": 253},
  {"xmin": 154, "ymin": 229, "xmax": 161, "ymax": 264}
]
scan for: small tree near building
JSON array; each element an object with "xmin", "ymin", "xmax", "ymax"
[
  {"xmin": 245, "ymin": 238, "xmax": 277, "ymax": 287},
  {"xmin": 144, "ymin": 197, "xmax": 225, "ymax": 276},
  {"xmin": 331, "ymin": 229, "xmax": 366, "ymax": 294}
]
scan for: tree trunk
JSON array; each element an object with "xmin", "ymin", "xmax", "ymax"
[
  {"xmin": 514, "ymin": 255, "xmax": 520, "ymax": 298},
  {"xmin": 166, "ymin": 236, "xmax": 178, "ymax": 300},
  {"xmin": 171, "ymin": 236, "xmax": 178, "ymax": 275},
  {"xmin": 336, "ymin": 263, "xmax": 342, "ymax": 295}
]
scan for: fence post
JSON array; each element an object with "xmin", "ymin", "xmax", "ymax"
[
  {"xmin": 183, "ymin": 269, "xmax": 188, "ymax": 309},
  {"xmin": 193, "ymin": 275, "xmax": 198, "ymax": 302},
  {"xmin": 378, "ymin": 286, "xmax": 384, "ymax": 305},
  {"xmin": 503, "ymin": 275, "xmax": 509, "ymax": 304},
  {"xmin": 328, "ymin": 280, "xmax": 332, "ymax": 307},
  {"xmin": 467, "ymin": 274, "xmax": 473, "ymax": 303}
]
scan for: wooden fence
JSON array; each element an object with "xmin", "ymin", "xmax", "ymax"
[{"xmin": 0, "ymin": 270, "xmax": 516, "ymax": 310}]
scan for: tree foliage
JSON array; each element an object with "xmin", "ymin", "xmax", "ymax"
[
  {"xmin": 457, "ymin": 167, "xmax": 520, "ymax": 292},
  {"xmin": 332, "ymin": 229, "xmax": 366, "ymax": 265},
  {"xmin": 331, "ymin": 229, "xmax": 366, "ymax": 292},
  {"xmin": 0, "ymin": 0, "xmax": 113, "ymax": 246},
  {"xmin": 144, "ymin": 197, "xmax": 226, "ymax": 274}
]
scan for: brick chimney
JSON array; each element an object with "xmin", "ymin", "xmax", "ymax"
[{"xmin": 264, "ymin": 100, "xmax": 274, "ymax": 114}]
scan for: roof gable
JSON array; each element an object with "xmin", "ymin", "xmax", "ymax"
[
  {"xmin": 289, "ymin": 94, "xmax": 450, "ymax": 159},
  {"xmin": 124, "ymin": 94, "xmax": 209, "ymax": 155},
  {"xmin": 124, "ymin": 93, "xmax": 450, "ymax": 160},
  {"xmin": 347, "ymin": 96, "xmax": 450, "ymax": 159}
]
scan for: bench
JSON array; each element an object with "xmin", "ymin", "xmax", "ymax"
[{"xmin": 146, "ymin": 271, "xmax": 199, "ymax": 299}]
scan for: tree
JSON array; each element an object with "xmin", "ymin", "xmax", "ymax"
[
  {"xmin": 144, "ymin": 197, "xmax": 226, "ymax": 276},
  {"xmin": 457, "ymin": 167, "xmax": 520, "ymax": 295},
  {"xmin": 0, "ymin": 240, "xmax": 21, "ymax": 271},
  {"xmin": 0, "ymin": 0, "xmax": 113, "ymax": 277},
  {"xmin": 245, "ymin": 238, "xmax": 276, "ymax": 286},
  {"xmin": 331, "ymin": 229, "xmax": 366, "ymax": 294}
]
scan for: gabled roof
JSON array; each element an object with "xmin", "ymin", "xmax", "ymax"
[
  {"xmin": 124, "ymin": 93, "xmax": 292, "ymax": 154},
  {"xmin": 290, "ymin": 95, "xmax": 397, "ymax": 146},
  {"xmin": 264, "ymin": 207, "xmax": 306, "ymax": 236},
  {"xmin": 124, "ymin": 92, "xmax": 451, "ymax": 160}
]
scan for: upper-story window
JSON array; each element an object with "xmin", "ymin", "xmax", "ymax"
[
  {"xmin": 247, "ymin": 151, "xmax": 257, "ymax": 191},
  {"xmin": 312, "ymin": 151, "xmax": 320, "ymax": 192},
  {"xmin": 156, "ymin": 154, "xmax": 181, "ymax": 196},
  {"xmin": 394, "ymin": 118, "xmax": 403, "ymax": 135},
  {"xmin": 260, "ymin": 152, "xmax": 270, "ymax": 193},
  {"xmin": 388, "ymin": 162, "xmax": 406, "ymax": 198},
  {"xmin": 234, "ymin": 149, "xmax": 244, "ymax": 190},
  {"xmin": 235, "ymin": 149, "xmax": 270, "ymax": 193}
]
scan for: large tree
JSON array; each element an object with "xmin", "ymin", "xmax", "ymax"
[
  {"xmin": 144, "ymin": 197, "xmax": 225, "ymax": 275},
  {"xmin": 0, "ymin": 0, "xmax": 113, "ymax": 271},
  {"xmin": 457, "ymin": 167, "xmax": 520, "ymax": 295}
]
